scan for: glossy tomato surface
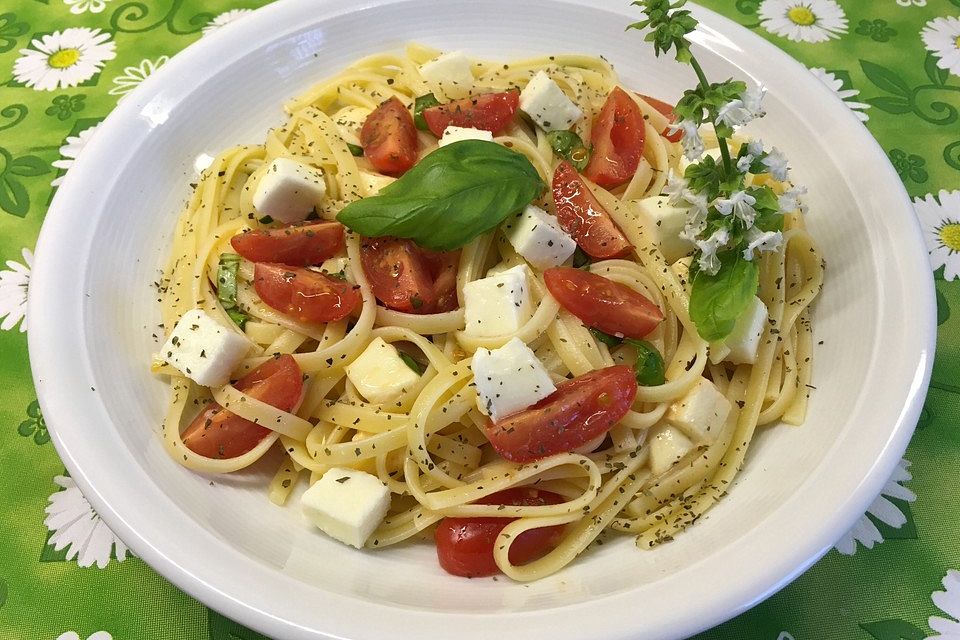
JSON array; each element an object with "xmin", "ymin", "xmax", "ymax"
[
  {"xmin": 434, "ymin": 487, "xmax": 565, "ymax": 577},
  {"xmin": 360, "ymin": 237, "xmax": 459, "ymax": 314},
  {"xmin": 254, "ymin": 263, "xmax": 361, "ymax": 323},
  {"xmin": 583, "ymin": 87, "xmax": 646, "ymax": 189},
  {"xmin": 181, "ymin": 354, "xmax": 303, "ymax": 459},
  {"xmin": 422, "ymin": 90, "xmax": 520, "ymax": 137},
  {"xmin": 544, "ymin": 266, "xmax": 664, "ymax": 339},
  {"xmin": 484, "ymin": 365, "xmax": 638, "ymax": 463},
  {"xmin": 230, "ymin": 221, "xmax": 344, "ymax": 266},
  {"xmin": 552, "ymin": 161, "xmax": 631, "ymax": 259},
  {"xmin": 360, "ymin": 96, "xmax": 418, "ymax": 176}
]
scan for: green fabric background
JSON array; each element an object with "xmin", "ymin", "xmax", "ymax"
[{"xmin": 0, "ymin": 1, "xmax": 957, "ymax": 639}]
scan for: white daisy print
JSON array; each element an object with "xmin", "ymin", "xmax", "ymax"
[
  {"xmin": 201, "ymin": 9, "xmax": 253, "ymax": 37},
  {"xmin": 834, "ymin": 458, "xmax": 915, "ymax": 555},
  {"xmin": 897, "ymin": 0, "xmax": 927, "ymax": 6},
  {"xmin": 758, "ymin": 0, "xmax": 848, "ymax": 43},
  {"xmin": 922, "ymin": 17, "xmax": 960, "ymax": 78},
  {"xmin": 12, "ymin": 28, "xmax": 116, "ymax": 92},
  {"xmin": 63, "ymin": 0, "xmax": 113, "ymax": 14},
  {"xmin": 0, "ymin": 248, "xmax": 32, "ymax": 333},
  {"xmin": 808, "ymin": 67, "xmax": 870, "ymax": 122},
  {"xmin": 51, "ymin": 124, "xmax": 100, "ymax": 188},
  {"xmin": 107, "ymin": 56, "xmax": 169, "ymax": 101},
  {"xmin": 915, "ymin": 189, "xmax": 960, "ymax": 281},
  {"xmin": 928, "ymin": 569, "xmax": 960, "ymax": 638},
  {"xmin": 56, "ymin": 633, "xmax": 113, "ymax": 640},
  {"xmin": 45, "ymin": 475, "xmax": 130, "ymax": 569}
]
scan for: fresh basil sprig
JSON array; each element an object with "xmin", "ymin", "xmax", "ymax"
[
  {"xmin": 216, "ymin": 253, "xmax": 248, "ymax": 329},
  {"xmin": 413, "ymin": 93, "xmax": 441, "ymax": 131},
  {"xmin": 337, "ymin": 140, "xmax": 544, "ymax": 251},
  {"xmin": 547, "ymin": 130, "xmax": 590, "ymax": 171},
  {"xmin": 689, "ymin": 250, "xmax": 759, "ymax": 342}
]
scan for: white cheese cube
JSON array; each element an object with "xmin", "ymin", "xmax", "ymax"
[
  {"xmin": 666, "ymin": 377, "xmax": 732, "ymax": 442},
  {"xmin": 503, "ymin": 204, "xmax": 577, "ymax": 270},
  {"xmin": 678, "ymin": 146, "xmax": 722, "ymax": 176},
  {"xmin": 301, "ymin": 467, "xmax": 391, "ymax": 548},
  {"xmin": 418, "ymin": 51, "xmax": 474, "ymax": 99},
  {"xmin": 332, "ymin": 105, "xmax": 372, "ymax": 146},
  {"xmin": 635, "ymin": 196, "xmax": 695, "ymax": 264},
  {"xmin": 519, "ymin": 71, "xmax": 583, "ymax": 132},
  {"xmin": 160, "ymin": 309, "xmax": 251, "ymax": 387},
  {"xmin": 710, "ymin": 296, "xmax": 768, "ymax": 365},
  {"xmin": 345, "ymin": 337, "xmax": 421, "ymax": 405},
  {"xmin": 319, "ymin": 257, "xmax": 354, "ymax": 284},
  {"xmin": 471, "ymin": 337, "xmax": 556, "ymax": 421},
  {"xmin": 438, "ymin": 125, "xmax": 494, "ymax": 146},
  {"xmin": 252, "ymin": 158, "xmax": 327, "ymax": 224},
  {"xmin": 463, "ymin": 264, "xmax": 533, "ymax": 337},
  {"xmin": 649, "ymin": 424, "xmax": 694, "ymax": 475},
  {"xmin": 485, "ymin": 262, "xmax": 511, "ymax": 277},
  {"xmin": 359, "ymin": 171, "xmax": 396, "ymax": 197}
]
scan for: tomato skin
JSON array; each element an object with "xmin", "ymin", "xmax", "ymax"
[
  {"xmin": 422, "ymin": 90, "xmax": 520, "ymax": 137},
  {"xmin": 552, "ymin": 161, "xmax": 631, "ymax": 259},
  {"xmin": 181, "ymin": 354, "xmax": 303, "ymax": 459},
  {"xmin": 230, "ymin": 222, "xmax": 345, "ymax": 266},
  {"xmin": 360, "ymin": 97, "xmax": 419, "ymax": 176},
  {"xmin": 639, "ymin": 93, "xmax": 682, "ymax": 143},
  {"xmin": 434, "ymin": 488, "xmax": 565, "ymax": 577},
  {"xmin": 583, "ymin": 87, "xmax": 646, "ymax": 189},
  {"xmin": 254, "ymin": 263, "xmax": 361, "ymax": 324},
  {"xmin": 360, "ymin": 237, "xmax": 460, "ymax": 314},
  {"xmin": 544, "ymin": 267, "xmax": 664, "ymax": 339},
  {"xmin": 484, "ymin": 366, "xmax": 638, "ymax": 463}
]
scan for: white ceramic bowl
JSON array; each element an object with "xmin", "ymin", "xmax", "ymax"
[{"xmin": 28, "ymin": 1, "xmax": 936, "ymax": 639}]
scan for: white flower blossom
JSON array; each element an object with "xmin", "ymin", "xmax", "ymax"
[
  {"xmin": 716, "ymin": 98, "xmax": 751, "ymax": 128},
  {"xmin": 696, "ymin": 228, "xmax": 730, "ymax": 275},
  {"xmin": 107, "ymin": 55, "xmax": 168, "ymax": 102},
  {"xmin": 683, "ymin": 191, "xmax": 710, "ymax": 218},
  {"xmin": 928, "ymin": 568, "xmax": 960, "ymax": 638},
  {"xmin": 202, "ymin": 9, "xmax": 253, "ymax": 37},
  {"xmin": 762, "ymin": 147, "xmax": 790, "ymax": 181},
  {"xmin": 664, "ymin": 170, "xmax": 689, "ymax": 206},
  {"xmin": 63, "ymin": 0, "xmax": 112, "ymax": 14},
  {"xmin": 922, "ymin": 16, "xmax": 960, "ymax": 78},
  {"xmin": 743, "ymin": 227, "xmax": 784, "ymax": 260},
  {"xmin": 12, "ymin": 27, "xmax": 116, "ymax": 92},
  {"xmin": 51, "ymin": 124, "xmax": 100, "ymax": 188},
  {"xmin": 716, "ymin": 190, "xmax": 758, "ymax": 227},
  {"xmin": 808, "ymin": 67, "xmax": 871, "ymax": 122},
  {"xmin": 45, "ymin": 475, "xmax": 130, "ymax": 568},
  {"xmin": 736, "ymin": 154, "xmax": 755, "ymax": 173},
  {"xmin": 742, "ymin": 84, "xmax": 767, "ymax": 119},
  {"xmin": 834, "ymin": 458, "xmax": 916, "ymax": 555},
  {"xmin": 56, "ymin": 633, "xmax": 112, "ymax": 640},
  {"xmin": 759, "ymin": 0, "xmax": 848, "ymax": 43},
  {"xmin": 667, "ymin": 119, "xmax": 705, "ymax": 161},
  {"xmin": 0, "ymin": 248, "xmax": 32, "ymax": 332},
  {"xmin": 779, "ymin": 185, "xmax": 808, "ymax": 214},
  {"xmin": 748, "ymin": 139, "xmax": 765, "ymax": 157},
  {"xmin": 914, "ymin": 189, "xmax": 960, "ymax": 281}
]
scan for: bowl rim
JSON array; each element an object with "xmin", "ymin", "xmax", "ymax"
[{"xmin": 27, "ymin": 0, "xmax": 937, "ymax": 638}]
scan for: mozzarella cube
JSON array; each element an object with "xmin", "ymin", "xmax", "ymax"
[
  {"xmin": 301, "ymin": 467, "xmax": 391, "ymax": 548},
  {"xmin": 463, "ymin": 264, "xmax": 533, "ymax": 337},
  {"xmin": 678, "ymin": 146, "xmax": 722, "ymax": 176},
  {"xmin": 345, "ymin": 337, "xmax": 421, "ymax": 405},
  {"xmin": 252, "ymin": 158, "xmax": 327, "ymax": 224},
  {"xmin": 471, "ymin": 337, "xmax": 556, "ymax": 421},
  {"xmin": 332, "ymin": 105, "xmax": 372, "ymax": 146},
  {"xmin": 519, "ymin": 71, "xmax": 583, "ymax": 132},
  {"xmin": 649, "ymin": 424, "xmax": 695, "ymax": 475},
  {"xmin": 319, "ymin": 257, "xmax": 354, "ymax": 284},
  {"xmin": 438, "ymin": 126, "xmax": 494, "ymax": 147},
  {"xmin": 710, "ymin": 296, "xmax": 768, "ymax": 365},
  {"xmin": 666, "ymin": 377, "xmax": 732, "ymax": 442},
  {"xmin": 635, "ymin": 196, "xmax": 695, "ymax": 264},
  {"xmin": 503, "ymin": 204, "xmax": 577, "ymax": 270},
  {"xmin": 160, "ymin": 309, "xmax": 251, "ymax": 387},
  {"xmin": 359, "ymin": 171, "xmax": 396, "ymax": 197},
  {"xmin": 418, "ymin": 51, "xmax": 474, "ymax": 99}
]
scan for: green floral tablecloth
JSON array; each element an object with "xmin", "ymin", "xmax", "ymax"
[{"xmin": 0, "ymin": 0, "xmax": 958, "ymax": 638}]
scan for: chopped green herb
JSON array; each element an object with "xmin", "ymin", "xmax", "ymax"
[
  {"xmin": 217, "ymin": 253, "xmax": 248, "ymax": 329},
  {"xmin": 547, "ymin": 130, "xmax": 591, "ymax": 171},
  {"xmin": 346, "ymin": 142, "xmax": 364, "ymax": 157},
  {"xmin": 572, "ymin": 246, "xmax": 592, "ymax": 269},
  {"xmin": 335, "ymin": 476, "xmax": 351, "ymax": 483},
  {"xmin": 258, "ymin": 215, "xmax": 274, "ymax": 225},
  {"xmin": 399, "ymin": 352, "xmax": 425, "ymax": 375},
  {"xmin": 625, "ymin": 339, "xmax": 666, "ymax": 386},
  {"xmin": 413, "ymin": 93, "xmax": 441, "ymax": 131},
  {"xmin": 589, "ymin": 328, "xmax": 623, "ymax": 348}
]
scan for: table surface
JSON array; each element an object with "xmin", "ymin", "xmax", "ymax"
[{"xmin": 0, "ymin": 1, "xmax": 958, "ymax": 639}]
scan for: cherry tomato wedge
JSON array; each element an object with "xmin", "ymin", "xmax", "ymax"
[
  {"xmin": 360, "ymin": 237, "xmax": 460, "ymax": 314},
  {"xmin": 422, "ymin": 90, "xmax": 520, "ymax": 138},
  {"xmin": 583, "ymin": 87, "xmax": 646, "ymax": 189},
  {"xmin": 552, "ymin": 161, "xmax": 631, "ymax": 259},
  {"xmin": 639, "ymin": 93, "xmax": 682, "ymax": 143},
  {"xmin": 485, "ymin": 365, "xmax": 638, "ymax": 463},
  {"xmin": 181, "ymin": 354, "xmax": 303, "ymax": 459},
  {"xmin": 544, "ymin": 266, "xmax": 664, "ymax": 339},
  {"xmin": 360, "ymin": 96, "xmax": 419, "ymax": 176},
  {"xmin": 434, "ymin": 487, "xmax": 565, "ymax": 577},
  {"xmin": 254, "ymin": 263, "xmax": 361, "ymax": 324},
  {"xmin": 230, "ymin": 222, "xmax": 345, "ymax": 266}
]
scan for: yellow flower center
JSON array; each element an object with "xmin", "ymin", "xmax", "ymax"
[
  {"xmin": 787, "ymin": 6, "xmax": 817, "ymax": 26},
  {"xmin": 940, "ymin": 223, "xmax": 960, "ymax": 252},
  {"xmin": 955, "ymin": 35, "xmax": 960, "ymax": 50},
  {"xmin": 48, "ymin": 48, "xmax": 81, "ymax": 69}
]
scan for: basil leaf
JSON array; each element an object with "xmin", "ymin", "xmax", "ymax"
[
  {"xmin": 226, "ymin": 308, "xmax": 248, "ymax": 329},
  {"xmin": 217, "ymin": 253, "xmax": 248, "ymax": 328},
  {"xmin": 337, "ymin": 140, "xmax": 544, "ymax": 251},
  {"xmin": 399, "ymin": 352, "xmax": 424, "ymax": 375},
  {"xmin": 346, "ymin": 142, "xmax": 364, "ymax": 157},
  {"xmin": 690, "ymin": 250, "xmax": 759, "ymax": 341},
  {"xmin": 625, "ymin": 339, "xmax": 665, "ymax": 386},
  {"xmin": 413, "ymin": 93, "xmax": 441, "ymax": 131},
  {"xmin": 572, "ymin": 246, "xmax": 592, "ymax": 269},
  {"xmin": 589, "ymin": 327, "xmax": 623, "ymax": 348},
  {"xmin": 547, "ymin": 130, "xmax": 590, "ymax": 171}
]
